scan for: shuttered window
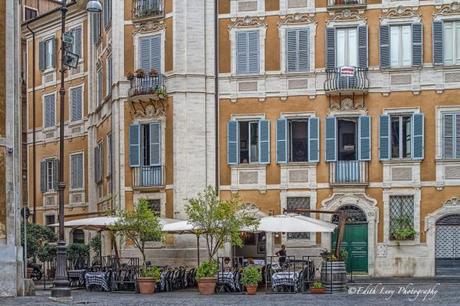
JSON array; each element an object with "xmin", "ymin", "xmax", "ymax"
[
  {"xmin": 44, "ymin": 94, "xmax": 55, "ymax": 128},
  {"xmin": 70, "ymin": 26, "xmax": 82, "ymax": 57},
  {"xmin": 390, "ymin": 25, "xmax": 412, "ymax": 68},
  {"xmin": 97, "ymin": 69, "xmax": 103, "ymax": 106},
  {"xmin": 236, "ymin": 30, "xmax": 260, "ymax": 75},
  {"xmin": 95, "ymin": 143, "xmax": 103, "ymax": 184},
  {"xmin": 70, "ymin": 86, "xmax": 83, "ymax": 122},
  {"xmin": 70, "ymin": 153, "xmax": 84, "ymax": 189},
  {"xmin": 286, "ymin": 28, "xmax": 310, "ymax": 72},
  {"xmin": 139, "ymin": 35, "xmax": 162, "ymax": 73},
  {"xmin": 288, "ymin": 119, "xmax": 308, "ymax": 162},
  {"xmin": 40, "ymin": 158, "xmax": 58, "ymax": 192},
  {"xmin": 442, "ymin": 113, "xmax": 460, "ymax": 159},
  {"xmin": 336, "ymin": 28, "xmax": 358, "ymax": 67},
  {"xmin": 443, "ymin": 21, "xmax": 460, "ymax": 66},
  {"xmin": 92, "ymin": 13, "xmax": 101, "ymax": 43},
  {"xmin": 39, "ymin": 37, "xmax": 55, "ymax": 71},
  {"xmin": 129, "ymin": 122, "xmax": 162, "ymax": 167}
]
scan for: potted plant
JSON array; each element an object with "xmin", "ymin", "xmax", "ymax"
[
  {"xmin": 241, "ymin": 266, "xmax": 262, "ymax": 295},
  {"xmin": 196, "ymin": 260, "xmax": 219, "ymax": 295},
  {"xmin": 137, "ymin": 266, "xmax": 161, "ymax": 294},
  {"xmin": 390, "ymin": 217, "xmax": 416, "ymax": 241},
  {"xmin": 135, "ymin": 69, "xmax": 145, "ymax": 78},
  {"xmin": 320, "ymin": 249, "xmax": 348, "ymax": 292},
  {"xmin": 37, "ymin": 243, "xmax": 57, "ymax": 279},
  {"xmin": 149, "ymin": 68, "xmax": 158, "ymax": 77},
  {"xmin": 127, "ymin": 72, "xmax": 135, "ymax": 81},
  {"xmin": 309, "ymin": 281, "xmax": 326, "ymax": 294},
  {"xmin": 155, "ymin": 87, "xmax": 167, "ymax": 99}
]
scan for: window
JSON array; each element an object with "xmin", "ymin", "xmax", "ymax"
[
  {"xmin": 70, "ymin": 153, "xmax": 84, "ymax": 189},
  {"xmin": 44, "ymin": 94, "xmax": 55, "ymax": 128},
  {"xmin": 24, "ymin": 7, "xmax": 37, "ymax": 21},
  {"xmin": 103, "ymin": 0, "xmax": 112, "ymax": 28},
  {"xmin": 443, "ymin": 21, "xmax": 460, "ymax": 66},
  {"xmin": 286, "ymin": 28, "xmax": 310, "ymax": 72},
  {"xmin": 236, "ymin": 30, "xmax": 260, "ymax": 75},
  {"xmin": 390, "ymin": 25, "xmax": 412, "ymax": 68},
  {"xmin": 69, "ymin": 26, "xmax": 82, "ymax": 57},
  {"xmin": 107, "ymin": 55, "xmax": 112, "ymax": 96},
  {"xmin": 45, "ymin": 215, "xmax": 56, "ymax": 227},
  {"xmin": 146, "ymin": 199, "xmax": 161, "ymax": 215},
  {"xmin": 288, "ymin": 119, "xmax": 308, "ymax": 162},
  {"xmin": 70, "ymin": 86, "xmax": 83, "ymax": 122},
  {"xmin": 389, "ymin": 195, "xmax": 415, "ymax": 240},
  {"xmin": 442, "ymin": 112, "xmax": 460, "ymax": 159},
  {"xmin": 239, "ymin": 121, "xmax": 259, "ymax": 163},
  {"xmin": 336, "ymin": 28, "xmax": 358, "ymax": 67},
  {"xmin": 391, "ymin": 115, "xmax": 412, "ymax": 159},
  {"xmin": 107, "ymin": 133, "xmax": 112, "ymax": 176},
  {"xmin": 94, "ymin": 142, "xmax": 104, "ymax": 184},
  {"xmin": 39, "ymin": 38, "xmax": 55, "ymax": 71},
  {"xmin": 72, "ymin": 229, "xmax": 85, "ymax": 244},
  {"xmin": 97, "ymin": 69, "xmax": 103, "ymax": 106},
  {"xmin": 139, "ymin": 35, "xmax": 161, "ymax": 73},
  {"xmin": 129, "ymin": 122, "xmax": 162, "ymax": 167},
  {"xmin": 286, "ymin": 197, "xmax": 310, "ymax": 240},
  {"xmin": 40, "ymin": 158, "xmax": 58, "ymax": 193}
]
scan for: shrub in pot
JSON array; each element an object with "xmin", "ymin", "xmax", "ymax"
[
  {"xmin": 309, "ymin": 281, "xmax": 326, "ymax": 294},
  {"xmin": 196, "ymin": 260, "xmax": 218, "ymax": 295},
  {"xmin": 137, "ymin": 266, "xmax": 161, "ymax": 294},
  {"xmin": 241, "ymin": 266, "xmax": 262, "ymax": 295}
]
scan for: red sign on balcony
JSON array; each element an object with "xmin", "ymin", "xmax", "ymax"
[{"xmin": 340, "ymin": 66, "xmax": 355, "ymax": 77}]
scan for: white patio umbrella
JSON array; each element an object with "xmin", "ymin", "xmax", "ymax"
[
  {"xmin": 258, "ymin": 214, "xmax": 336, "ymax": 233},
  {"xmin": 162, "ymin": 220, "xmax": 204, "ymax": 265}
]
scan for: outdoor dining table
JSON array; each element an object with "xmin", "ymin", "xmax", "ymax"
[
  {"xmin": 85, "ymin": 271, "xmax": 110, "ymax": 291},
  {"xmin": 217, "ymin": 271, "xmax": 240, "ymax": 291},
  {"xmin": 271, "ymin": 271, "xmax": 300, "ymax": 290},
  {"xmin": 68, "ymin": 269, "xmax": 86, "ymax": 287}
]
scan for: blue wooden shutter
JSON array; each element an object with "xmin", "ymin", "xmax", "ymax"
[
  {"xmin": 45, "ymin": 95, "xmax": 55, "ymax": 128},
  {"xmin": 276, "ymin": 118, "xmax": 288, "ymax": 163},
  {"xmin": 94, "ymin": 146, "xmax": 99, "ymax": 183},
  {"xmin": 71, "ymin": 87, "xmax": 82, "ymax": 121},
  {"xmin": 39, "ymin": 41, "xmax": 46, "ymax": 71},
  {"xmin": 139, "ymin": 37, "xmax": 151, "ymax": 72},
  {"xmin": 40, "ymin": 160, "xmax": 47, "ymax": 192},
  {"xmin": 50, "ymin": 38, "xmax": 56, "ymax": 68},
  {"xmin": 71, "ymin": 154, "xmax": 83, "ymax": 189},
  {"xmin": 298, "ymin": 28, "xmax": 310, "ymax": 71},
  {"xmin": 236, "ymin": 31, "xmax": 248, "ymax": 74},
  {"xmin": 129, "ymin": 124, "xmax": 140, "ymax": 167},
  {"xmin": 308, "ymin": 117, "xmax": 319, "ymax": 162},
  {"xmin": 379, "ymin": 115, "xmax": 390, "ymax": 160},
  {"xmin": 248, "ymin": 31, "xmax": 260, "ymax": 74},
  {"xmin": 151, "ymin": 35, "xmax": 161, "ymax": 72},
  {"xmin": 380, "ymin": 24, "xmax": 390, "ymax": 69},
  {"xmin": 73, "ymin": 26, "xmax": 82, "ymax": 57},
  {"xmin": 443, "ymin": 114, "xmax": 454, "ymax": 158},
  {"xmin": 358, "ymin": 25, "xmax": 368, "ymax": 68},
  {"xmin": 358, "ymin": 116, "xmax": 371, "ymax": 161},
  {"xmin": 412, "ymin": 113, "xmax": 424, "ymax": 160},
  {"xmin": 326, "ymin": 27, "xmax": 335, "ymax": 69},
  {"xmin": 412, "ymin": 23, "xmax": 423, "ymax": 67},
  {"xmin": 286, "ymin": 29, "xmax": 297, "ymax": 72},
  {"xmin": 150, "ymin": 122, "xmax": 161, "ymax": 166},
  {"xmin": 325, "ymin": 117, "xmax": 337, "ymax": 162},
  {"xmin": 456, "ymin": 114, "xmax": 460, "ymax": 159},
  {"xmin": 52, "ymin": 159, "xmax": 59, "ymax": 190},
  {"xmin": 433, "ymin": 21, "xmax": 443, "ymax": 66},
  {"xmin": 227, "ymin": 120, "xmax": 239, "ymax": 165},
  {"xmin": 259, "ymin": 119, "xmax": 270, "ymax": 164}
]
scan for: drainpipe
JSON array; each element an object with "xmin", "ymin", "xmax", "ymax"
[
  {"xmin": 26, "ymin": 24, "xmax": 37, "ymax": 224},
  {"xmin": 214, "ymin": 0, "xmax": 219, "ymax": 192}
]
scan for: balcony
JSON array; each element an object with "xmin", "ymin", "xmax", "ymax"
[
  {"xmin": 133, "ymin": 166, "xmax": 165, "ymax": 189},
  {"xmin": 327, "ymin": 0, "xmax": 367, "ymax": 9},
  {"xmin": 132, "ymin": 0, "xmax": 164, "ymax": 20},
  {"xmin": 324, "ymin": 66, "xmax": 369, "ymax": 96},
  {"xmin": 128, "ymin": 74, "xmax": 166, "ymax": 99},
  {"xmin": 330, "ymin": 161, "xmax": 368, "ymax": 186}
]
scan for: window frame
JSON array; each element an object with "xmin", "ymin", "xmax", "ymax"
[
  {"xmin": 238, "ymin": 120, "xmax": 260, "ymax": 164},
  {"xmin": 43, "ymin": 93, "xmax": 56, "ymax": 129},
  {"xmin": 442, "ymin": 112, "xmax": 460, "ymax": 159},
  {"xmin": 69, "ymin": 25, "xmax": 83, "ymax": 59},
  {"xmin": 443, "ymin": 20, "xmax": 460, "ymax": 66},
  {"xmin": 389, "ymin": 24, "xmax": 412, "ymax": 68},
  {"xmin": 335, "ymin": 27, "xmax": 359, "ymax": 67},
  {"xmin": 285, "ymin": 27, "xmax": 310, "ymax": 73},
  {"xmin": 69, "ymin": 85, "xmax": 83, "ymax": 123},
  {"xmin": 70, "ymin": 152, "xmax": 84, "ymax": 190},
  {"xmin": 287, "ymin": 118, "xmax": 309, "ymax": 163},
  {"xmin": 286, "ymin": 196, "xmax": 311, "ymax": 240},
  {"xmin": 388, "ymin": 195, "xmax": 415, "ymax": 241},
  {"xmin": 390, "ymin": 114, "xmax": 412, "ymax": 159}
]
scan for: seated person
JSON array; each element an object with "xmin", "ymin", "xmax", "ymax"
[{"xmin": 275, "ymin": 244, "xmax": 287, "ymax": 266}]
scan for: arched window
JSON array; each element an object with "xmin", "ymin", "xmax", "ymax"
[{"xmin": 72, "ymin": 229, "xmax": 85, "ymax": 244}]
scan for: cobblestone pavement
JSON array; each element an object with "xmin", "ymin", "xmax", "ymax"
[{"xmin": 2, "ymin": 280, "xmax": 460, "ymax": 306}]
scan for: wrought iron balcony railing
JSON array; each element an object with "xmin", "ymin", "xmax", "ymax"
[
  {"xmin": 330, "ymin": 160, "xmax": 368, "ymax": 185},
  {"xmin": 133, "ymin": 166, "xmax": 164, "ymax": 188},
  {"xmin": 128, "ymin": 74, "xmax": 166, "ymax": 98},
  {"xmin": 133, "ymin": 0, "xmax": 164, "ymax": 19},
  {"xmin": 327, "ymin": 0, "xmax": 367, "ymax": 9},
  {"xmin": 324, "ymin": 66, "xmax": 369, "ymax": 95}
]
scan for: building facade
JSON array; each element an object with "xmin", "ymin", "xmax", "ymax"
[
  {"xmin": 22, "ymin": 0, "xmax": 460, "ymax": 277},
  {"xmin": 1, "ymin": 0, "xmax": 24, "ymax": 297}
]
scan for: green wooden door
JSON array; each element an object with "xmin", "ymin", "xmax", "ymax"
[{"xmin": 332, "ymin": 223, "xmax": 368, "ymax": 273}]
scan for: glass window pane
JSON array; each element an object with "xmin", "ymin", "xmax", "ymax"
[
  {"xmin": 391, "ymin": 116, "xmax": 400, "ymax": 158},
  {"xmin": 390, "ymin": 26, "xmax": 400, "ymax": 67},
  {"xmin": 402, "ymin": 116, "xmax": 411, "ymax": 158},
  {"xmin": 348, "ymin": 28, "xmax": 358, "ymax": 66},
  {"xmin": 249, "ymin": 122, "xmax": 258, "ymax": 163},
  {"xmin": 402, "ymin": 25, "xmax": 412, "ymax": 66},
  {"xmin": 289, "ymin": 120, "xmax": 308, "ymax": 162},
  {"xmin": 239, "ymin": 121, "xmax": 249, "ymax": 163},
  {"xmin": 336, "ymin": 29, "xmax": 346, "ymax": 67}
]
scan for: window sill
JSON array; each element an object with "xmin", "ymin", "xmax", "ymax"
[
  {"xmin": 43, "ymin": 191, "xmax": 57, "ymax": 196},
  {"xmin": 68, "ymin": 120, "xmax": 84, "ymax": 128},
  {"xmin": 42, "ymin": 126, "xmax": 57, "ymax": 133},
  {"xmin": 381, "ymin": 159, "xmax": 421, "ymax": 164},
  {"xmin": 280, "ymin": 162, "xmax": 317, "ymax": 167},
  {"xmin": 435, "ymin": 158, "xmax": 460, "ymax": 162},
  {"xmin": 69, "ymin": 188, "xmax": 84, "ymax": 193},
  {"xmin": 382, "ymin": 67, "xmax": 418, "ymax": 72},
  {"xmin": 230, "ymin": 163, "xmax": 267, "ymax": 169}
]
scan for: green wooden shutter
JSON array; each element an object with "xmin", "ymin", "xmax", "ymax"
[
  {"xmin": 379, "ymin": 115, "xmax": 390, "ymax": 160},
  {"xmin": 276, "ymin": 118, "xmax": 288, "ymax": 163},
  {"xmin": 380, "ymin": 24, "xmax": 390, "ymax": 69},
  {"xmin": 326, "ymin": 27, "xmax": 335, "ymax": 69},
  {"xmin": 433, "ymin": 21, "xmax": 444, "ymax": 66},
  {"xmin": 150, "ymin": 122, "xmax": 161, "ymax": 166},
  {"xmin": 227, "ymin": 120, "xmax": 239, "ymax": 165},
  {"xmin": 308, "ymin": 117, "xmax": 319, "ymax": 162},
  {"xmin": 259, "ymin": 119, "xmax": 270, "ymax": 164},
  {"xmin": 358, "ymin": 25, "xmax": 368, "ymax": 68},
  {"xmin": 412, "ymin": 23, "xmax": 423, "ymax": 67},
  {"xmin": 129, "ymin": 124, "xmax": 141, "ymax": 167},
  {"xmin": 412, "ymin": 113, "xmax": 424, "ymax": 160},
  {"xmin": 325, "ymin": 117, "xmax": 337, "ymax": 162},
  {"xmin": 40, "ymin": 160, "xmax": 47, "ymax": 192},
  {"xmin": 358, "ymin": 116, "xmax": 371, "ymax": 161}
]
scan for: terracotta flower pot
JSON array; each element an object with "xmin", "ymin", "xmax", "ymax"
[
  {"xmin": 309, "ymin": 287, "xmax": 326, "ymax": 294},
  {"xmin": 246, "ymin": 284, "xmax": 258, "ymax": 295},
  {"xmin": 26, "ymin": 267, "xmax": 33, "ymax": 279},
  {"xmin": 137, "ymin": 277, "xmax": 156, "ymax": 294},
  {"xmin": 197, "ymin": 277, "xmax": 216, "ymax": 295}
]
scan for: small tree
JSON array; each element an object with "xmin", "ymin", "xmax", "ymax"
[
  {"xmin": 110, "ymin": 199, "xmax": 163, "ymax": 264},
  {"xmin": 21, "ymin": 222, "xmax": 57, "ymax": 261},
  {"xmin": 186, "ymin": 186, "xmax": 259, "ymax": 260}
]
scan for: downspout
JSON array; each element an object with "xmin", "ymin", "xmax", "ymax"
[
  {"xmin": 214, "ymin": 0, "xmax": 219, "ymax": 192},
  {"xmin": 26, "ymin": 24, "xmax": 36, "ymax": 224}
]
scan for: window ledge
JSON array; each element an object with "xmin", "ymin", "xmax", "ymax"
[
  {"xmin": 381, "ymin": 159, "xmax": 421, "ymax": 165},
  {"xmin": 69, "ymin": 188, "xmax": 84, "ymax": 193},
  {"xmin": 68, "ymin": 120, "xmax": 84, "ymax": 128},
  {"xmin": 435, "ymin": 158, "xmax": 460, "ymax": 163},
  {"xmin": 280, "ymin": 162, "xmax": 317, "ymax": 167},
  {"xmin": 383, "ymin": 67, "xmax": 419, "ymax": 73},
  {"xmin": 42, "ymin": 126, "xmax": 57, "ymax": 133},
  {"xmin": 43, "ymin": 191, "xmax": 57, "ymax": 196},
  {"xmin": 230, "ymin": 163, "xmax": 267, "ymax": 169}
]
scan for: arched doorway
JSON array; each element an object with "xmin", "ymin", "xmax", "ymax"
[
  {"xmin": 436, "ymin": 214, "xmax": 460, "ymax": 276},
  {"xmin": 331, "ymin": 205, "xmax": 368, "ymax": 273}
]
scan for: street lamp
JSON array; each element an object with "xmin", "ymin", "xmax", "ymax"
[{"xmin": 51, "ymin": 0, "xmax": 102, "ymax": 299}]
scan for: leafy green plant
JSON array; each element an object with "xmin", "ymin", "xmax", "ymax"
[
  {"xmin": 241, "ymin": 266, "xmax": 262, "ymax": 286},
  {"xmin": 312, "ymin": 281, "xmax": 323, "ymax": 289},
  {"xmin": 186, "ymin": 186, "xmax": 259, "ymax": 259},
  {"xmin": 139, "ymin": 266, "xmax": 161, "ymax": 281},
  {"xmin": 21, "ymin": 222, "xmax": 57, "ymax": 260},
  {"xmin": 196, "ymin": 260, "xmax": 219, "ymax": 280},
  {"xmin": 67, "ymin": 243, "xmax": 90, "ymax": 261},
  {"xmin": 390, "ymin": 217, "xmax": 416, "ymax": 241},
  {"xmin": 320, "ymin": 249, "xmax": 348, "ymax": 261},
  {"xmin": 155, "ymin": 87, "xmax": 167, "ymax": 98},
  {"xmin": 89, "ymin": 235, "xmax": 102, "ymax": 257},
  {"xmin": 110, "ymin": 199, "xmax": 163, "ymax": 264},
  {"xmin": 37, "ymin": 243, "xmax": 57, "ymax": 262}
]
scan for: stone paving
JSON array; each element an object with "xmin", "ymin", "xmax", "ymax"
[{"xmin": 1, "ymin": 280, "xmax": 460, "ymax": 306}]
